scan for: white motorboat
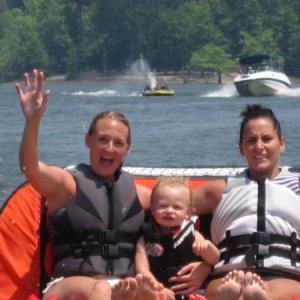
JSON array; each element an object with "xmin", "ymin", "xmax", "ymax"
[{"xmin": 234, "ymin": 55, "xmax": 291, "ymax": 96}]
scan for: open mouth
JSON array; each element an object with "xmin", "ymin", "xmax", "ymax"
[{"xmin": 100, "ymin": 157, "xmax": 113, "ymax": 167}]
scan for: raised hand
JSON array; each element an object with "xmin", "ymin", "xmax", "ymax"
[{"xmin": 16, "ymin": 69, "xmax": 50, "ymax": 120}]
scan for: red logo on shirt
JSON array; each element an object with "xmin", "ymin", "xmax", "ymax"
[{"xmin": 145, "ymin": 242, "xmax": 164, "ymax": 257}]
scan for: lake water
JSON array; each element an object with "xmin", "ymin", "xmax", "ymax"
[{"xmin": 1, "ymin": 79, "xmax": 300, "ymax": 206}]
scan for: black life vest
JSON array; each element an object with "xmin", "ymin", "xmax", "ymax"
[
  {"xmin": 50, "ymin": 163, "xmax": 144, "ymax": 277},
  {"xmin": 143, "ymin": 212, "xmax": 200, "ymax": 287}
]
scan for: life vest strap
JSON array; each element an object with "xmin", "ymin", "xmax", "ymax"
[
  {"xmin": 219, "ymin": 231, "xmax": 300, "ymax": 249},
  {"xmin": 55, "ymin": 243, "xmax": 134, "ymax": 261},
  {"xmin": 220, "ymin": 244, "xmax": 300, "ymax": 267},
  {"xmin": 54, "ymin": 230, "xmax": 137, "ymax": 244},
  {"xmin": 53, "ymin": 230, "xmax": 137, "ymax": 261}
]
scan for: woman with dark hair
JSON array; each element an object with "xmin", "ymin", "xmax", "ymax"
[{"xmin": 193, "ymin": 104, "xmax": 300, "ymax": 300}]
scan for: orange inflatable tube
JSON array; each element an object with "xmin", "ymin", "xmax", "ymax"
[{"xmin": 0, "ymin": 182, "xmax": 45, "ymax": 300}]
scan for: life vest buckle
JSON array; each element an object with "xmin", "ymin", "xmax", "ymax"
[
  {"xmin": 254, "ymin": 232, "xmax": 270, "ymax": 244},
  {"xmin": 255, "ymin": 244, "xmax": 270, "ymax": 256},
  {"xmin": 102, "ymin": 244, "xmax": 119, "ymax": 259},
  {"xmin": 98, "ymin": 230, "xmax": 116, "ymax": 243}
]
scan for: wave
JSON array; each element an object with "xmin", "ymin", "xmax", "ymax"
[
  {"xmin": 203, "ymin": 84, "xmax": 238, "ymax": 97},
  {"xmin": 62, "ymin": 89, "xmax": 141, "ymax": 97},
  {"xmin": 276, "ymin": 86, "xmax": 300, "ymax": 96}
]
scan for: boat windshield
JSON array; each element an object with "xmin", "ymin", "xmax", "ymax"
[{"xmin": 257, "ymin": 66, "xmax": 274, "ymax": 72}]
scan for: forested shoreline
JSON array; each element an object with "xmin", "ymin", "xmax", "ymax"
[{"xmin": 1, "ymin": 0, "xmax": 300, "ymax": 83}]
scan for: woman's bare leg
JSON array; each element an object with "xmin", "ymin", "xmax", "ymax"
[
  {"xmin": 42, "ymin": 276, "xmax": 112, "ymax": 300},
  {"xmin": 263, "ymin": 278, "xmax": 300, "ymax": 300}
]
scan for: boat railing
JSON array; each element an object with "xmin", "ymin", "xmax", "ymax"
[
  {"xmin": 123, "ymin": 166, "xmax": 246, "ymax": 178},
  {"xmin": 123, "ymin": 166, "xmax": 299, "ymax": 179}
]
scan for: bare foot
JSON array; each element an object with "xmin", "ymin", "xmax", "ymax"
[
  {"xmin": 189, "ymin": 294, "xmax": 206, "ymax": 300},
  {"xmin": 243, "ymin": 272, "xmax": 267, "ymax": 300},
  {"xmin": 216, "ymin": 270, "xmax": 245, "ymax": 300},
  {"xmin": 111, "ymin": 277, "xmax": 139, "ymax": 300},
  {"xmin": 135, "ymin": 274, "xmax": 165, "ymax": 300},
  {"xmin": 157, "ymin": 288, "xmax": 167, "ymax": 300}
]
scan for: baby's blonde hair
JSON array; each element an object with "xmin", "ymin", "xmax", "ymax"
[{"xmin": 150, "ymin": 176, "xmax": 194, "ymax": 211}]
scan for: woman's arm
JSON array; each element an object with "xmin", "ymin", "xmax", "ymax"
[
  {"xmin": 16, "ymin": 70, "xmax": 75, "ymax": 211},
  {"xmin": 136, "ymin": 184, "xmax": 152, "ymax": 210},
  {"xmin": 192, "ymin": 179, "xmax": 226, "ymax": 215},
  {"xmin": 168, "ymin": 262, "xmax": 211, "ymax": 295}
]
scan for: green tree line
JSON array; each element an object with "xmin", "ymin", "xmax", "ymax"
[{"xmin": 1, "ymin": 0, "xmax": 300, "ymax": 82}]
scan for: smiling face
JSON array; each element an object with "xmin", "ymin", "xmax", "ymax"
[
  {"xmin": 239, "ymin": 117, "xmax": 285, "ymax": 179},
  {"xmin": 85, "ymin": 117, "xmax": 130, "ymax": 181},
  {"xmin": 150, "ymin": 185, "xmax": 190, "ymax": 229}
]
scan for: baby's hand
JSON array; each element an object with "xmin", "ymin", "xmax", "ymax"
[{"xmin": 192, "ymin": 239, "xmax": 210, "ymax": 257}]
